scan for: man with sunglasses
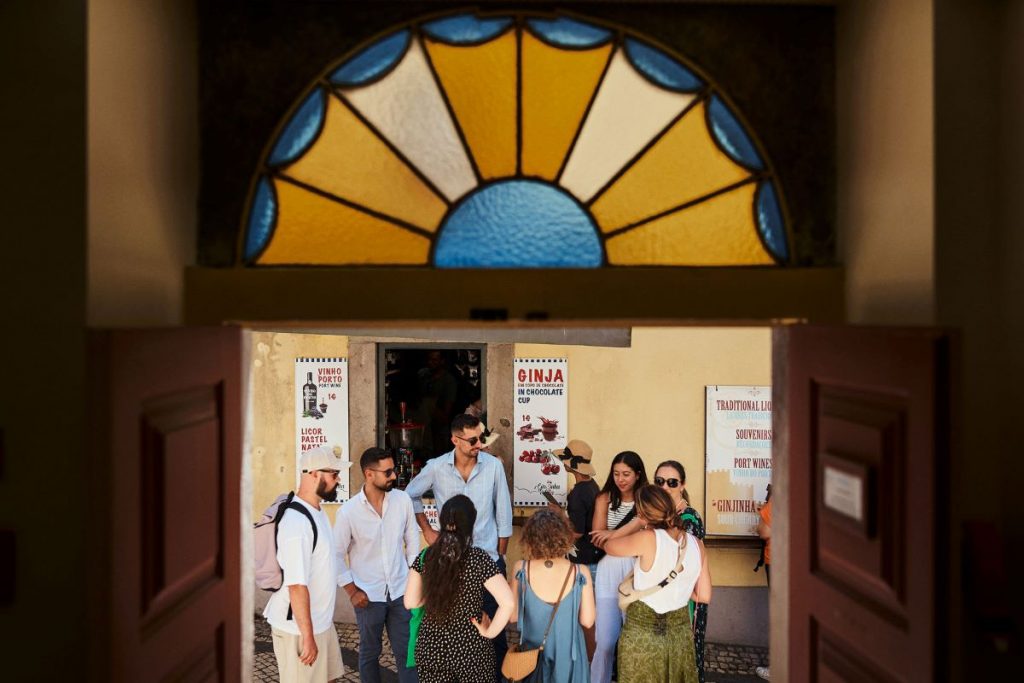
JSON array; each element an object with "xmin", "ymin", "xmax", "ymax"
[
  {"xmin": 263, "ymin": 447, "xmax": 347, "ymax": 683},
  {"xmin": 405, "ymin": 413, "xmax": 513, "ymax": 682},
  {"xmin": 333, "ymin": 447, "xmax": 420, "ymax": 683}
]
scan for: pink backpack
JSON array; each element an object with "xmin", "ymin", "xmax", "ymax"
[{"xmin": 253, "ymin": 492, "xmax": 319, "ymax": 591}]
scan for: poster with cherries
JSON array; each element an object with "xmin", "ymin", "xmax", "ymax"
[
  {"xmin": 513, "ymin": 358, "xmax": 569, "ymax": 506},
  {"xmin": 295, "ymin": 358, "xmax": 351, "ymax": 503}
]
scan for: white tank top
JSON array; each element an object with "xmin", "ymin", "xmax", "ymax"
[{"xmin": 632, "ymin": 529, "xmax": 701, "ymax": 614}]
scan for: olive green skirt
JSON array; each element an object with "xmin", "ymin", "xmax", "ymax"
[{"xmin": 618, "ymin": 601, "xmax": 699, "ymax": 683}]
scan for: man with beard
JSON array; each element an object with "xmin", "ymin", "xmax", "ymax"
[
  {"xmin": 264, "ymin": 447, "xmax": 347, "ymax": 682},
  {"xmin": 334, "ymin": 447, "xmax": 420, "ymax": 683}
]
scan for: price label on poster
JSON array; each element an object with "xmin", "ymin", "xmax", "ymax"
[
  {"xmin": 513, "ymin": 358, "xmax": 568, "ymax": 506},
  {"xmin": 705, "ymin": 385, "xmax": 773, "ymax": 536},
  {"xmin": 295, "ymin": 358, "xmax": 351, "ymax": 502}
]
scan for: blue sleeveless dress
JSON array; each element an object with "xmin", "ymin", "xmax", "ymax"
[{"xmin": 516, "ymin": 563, "xmax": 591, "ymax": 683}]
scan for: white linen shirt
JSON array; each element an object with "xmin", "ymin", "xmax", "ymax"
[
  {"xmin": 333, "ymin": 487, "xmax": 420, "ymax": 603},
  {"xmin": 263, "ymin": 496, "xmax": 337, "ymax": 635}
]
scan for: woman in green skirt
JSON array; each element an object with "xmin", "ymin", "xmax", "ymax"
[{"xmin": 604, "ymin": 485, "xmax": 711, "ymax": 683}]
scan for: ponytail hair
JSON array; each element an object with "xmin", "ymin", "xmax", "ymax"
[
  {"xmin": 634, "ymin": 484, "xmax": 683, "ymax": 531},
  {"xmin": 422, "ymin": 494, "xmax": 477, "ymax": 620}
]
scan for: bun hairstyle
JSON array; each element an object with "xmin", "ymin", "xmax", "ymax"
[
  {"xmin": 634, "ymin": 484, "xmax": 684, "ymax": 531},
  {"xmin": 422, "ymin": 494, "xmax": 476, "ymax": 620}
]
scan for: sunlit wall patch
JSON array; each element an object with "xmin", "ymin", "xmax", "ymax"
[{"xmin": 242, "ymin": 11, "xmax": 791, "ymax": 267}]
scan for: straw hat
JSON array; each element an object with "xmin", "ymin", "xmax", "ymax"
[{"xmin": 554, "ymin": 439, "xmax": 596, "ymax": 477}]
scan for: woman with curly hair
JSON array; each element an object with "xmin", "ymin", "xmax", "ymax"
[
  {"xmin": 655, "ymin": 460, "xmax": 712, "ymax": 683},
  {"xmin": 510, "ymin": 509, "xmax": 596, "ymax": 683},
  {"xmin": 405, "ymin": 495, "xmax": 515, "ymax": 683},
  {"xmin": 605, "ymin": 485, "xmax": 711, "ymax": 683}
]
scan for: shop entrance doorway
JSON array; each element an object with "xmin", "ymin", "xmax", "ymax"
[{"xmin": 377, "ymin": 344, "xmax": 486, "ymax": 466}]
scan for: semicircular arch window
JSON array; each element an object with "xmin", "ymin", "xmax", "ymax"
[{"xmin": 241, "ymin": 12, "xmax": 792, "ymax": 267}]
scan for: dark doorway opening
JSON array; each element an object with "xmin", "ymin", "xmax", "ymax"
[{"xmin": 377, "ymin": 344, "xmax": 486, "ymax": 465}]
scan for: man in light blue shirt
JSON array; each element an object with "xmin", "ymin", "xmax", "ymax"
[{"xmin": 405, "ymin": 413, "xmax": 513, "ymax": 681}]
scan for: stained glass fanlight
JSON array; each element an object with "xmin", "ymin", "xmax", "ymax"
[{"xmin": 241, "ymin": 13, "xmax": 791, "ymax": 267}]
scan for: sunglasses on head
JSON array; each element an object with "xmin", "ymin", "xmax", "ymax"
[
  {"xmin": 454, "ymin": 434, "xmax": 486, "ymax": 446},
  {"xmin": 654, "ymin": 476, "xmax": 681, "ymax": 488}
]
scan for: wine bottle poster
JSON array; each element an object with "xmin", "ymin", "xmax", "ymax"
[
  {"xmin": 512, "ymin": 358, "xmax": 569, "ymax": 507},
  {"xmin": 295, "ymin": 358, "xmax": 351, "ymax": 502}
]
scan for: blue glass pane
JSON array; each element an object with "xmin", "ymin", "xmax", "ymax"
[
  {"xmin": 756, "ymin": 181, "xmax": 788, "ymax": 262},
  {"xmin": 707, "ymin": 95, "xmax": 764, "ymax": 171},
  {"xmin": 244, "ymin": 177, "xmax": 277, "ymax": 262},
  {"xmin": 526, "ymin": 17, "xmax": 612, "ymax": 48},
  {"xmin": 422, "ymin": 14, "xmax": 513, "ymax": 45},
  {"xmin": 624, "ymin": 39, "xmax": 703, "ymax": 93},
  {"xmin": 435, "ymin": 180, "xmax": 602, "ymax": 268},
  {"xmin": 267, "ymin": 88, "xmax": 326, "ymax": 167},
  {"xmin": 329, "ymin": 30, "xmax": 411, "ymax": 86}
]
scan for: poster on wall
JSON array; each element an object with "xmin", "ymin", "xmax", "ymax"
[
  {"xmin": 705, "ymin": 385, "xmax": 773, "ymax": 536},
  {"xmin": 512, "ymin": 358, "xmax": 569, "ymax": 506},
  {"xmin": 295, "ymin": 358, "xmax": 351, "ymax": 502}
]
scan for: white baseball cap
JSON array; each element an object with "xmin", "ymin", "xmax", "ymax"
[{"xmin": 299, "ymin": 446, "xmax": 352, "ymax": 473}]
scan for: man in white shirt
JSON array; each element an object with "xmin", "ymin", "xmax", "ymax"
[
  {"xmin": 263, "ymin": 447, "xmax": 347, "ymax": 683},
  {"xmin": 334, "ymin": 447, "xmax": 420, "ymax": 683}
]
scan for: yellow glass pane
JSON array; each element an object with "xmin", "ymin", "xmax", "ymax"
[
  {"xmin": 284, "ymin": 94, "xmax": 446, "ymax": 232},
  {"xmin": 257, "ymin": 178, "xmax": 431, "ymax": 265},
  {"xmin": 591, "ymin": 99, "xmax": 752, "ymax": 232},
  {"xmin": 605, "ymin": 183, "xmax": 773, "ymax": 265},
  {"xmin": 521, "ymin": 33, "xmax": 612, "ymax": 180},
  {"xmin": 425, "ymin": 32, "xmax": 517, "ymax": 180}
]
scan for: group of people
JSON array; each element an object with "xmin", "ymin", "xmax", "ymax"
[{"xmin": 263, "ymin": 414, "xmax": 715, "ymax": 683}]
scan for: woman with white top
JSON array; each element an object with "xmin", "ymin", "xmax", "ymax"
[
  {"xmin": 588, "ymin": 451, "xmax": 647, "ymax": 683},
  {"xmin": 604, "ymin": 485, "xmax": 712, "ymax": 683}
]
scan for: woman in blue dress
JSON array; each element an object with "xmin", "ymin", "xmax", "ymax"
[{"xmin": 510, "ymin": 509, "xmax": 595, "ymax": 683}]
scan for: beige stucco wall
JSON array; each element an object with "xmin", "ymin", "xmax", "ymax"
[
  {"xmin": 87, "ymin": 0, "xmax": 197, "ymax": 325},
  {"xmin": 513, "ymin": 326, "xmax": 772, "ymax": 587},
  {"xmin": 837, "ymin": 0, "xmax": 935, "ymax": 324}
]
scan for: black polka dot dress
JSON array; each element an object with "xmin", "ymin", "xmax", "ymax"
[{"xmin": 412, "ymin": 546, "xmax": 501, "ymax": 683}]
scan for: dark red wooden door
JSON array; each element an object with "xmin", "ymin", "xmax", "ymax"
[
  {"xmin": 781, "ymin": 326, "xmax": 951, "ymax": 682},
  {"xmin": 92, "ymin": 328, "xmax": 241, "ymax": 682}
]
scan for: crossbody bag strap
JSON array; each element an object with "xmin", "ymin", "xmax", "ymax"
[
  {"xmin": 622, "ymin": 532, "xmax": 689, "ymax": 601},
  {"xmin": 538, "ymin": 563, "xmax": 575, "ymax": 650}
]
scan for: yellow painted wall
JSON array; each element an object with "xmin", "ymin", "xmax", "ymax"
[{"xmin": 512, "ymin": 326, "xmax": 771, "ymax": 587}]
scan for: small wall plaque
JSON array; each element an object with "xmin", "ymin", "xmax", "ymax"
[{"xmin": 823, "ymin": 465, "xmax": 864, "ymax": 523}]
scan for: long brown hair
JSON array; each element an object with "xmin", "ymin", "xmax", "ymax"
[{"xmin": 422, "ymin": 495, "xmax": 476, "ymax": 620}]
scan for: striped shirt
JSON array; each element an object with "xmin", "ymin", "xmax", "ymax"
[{"xmin": 607, "ymin": 500, "xmax": 635, "ymax": 528}]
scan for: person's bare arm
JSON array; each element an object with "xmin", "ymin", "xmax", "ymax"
[
  {"xmin": 692, "ymin": 539, "xmax": 713, "ymax": 604},
  {"xmin": 497, "ymin": 536, "xmax": 509, "ymax": 557},
  {"xmin": 415, "ymin": 512, "xmax": 439, "ymax": 545},
  {"xmin": 404, "ymin": 568, "xmax": 423, "ymax": 610},
  {"xmin": 287, "ymin": 585, "xmax": 318, "ymax": 666},
  {"xmin": 578, "ymin": 565, "xmax": 596, "ymax": 628},
  {"xmin": 507, "ymin": 560, "xmax": 524, "ymax": 624},
  {"xmin": 605, "ymin": 529, "xmax": 656, "ymax": 570},
  {"xmin": 757, "ymin": 517, "xmax": 771, "ymax": 540},
  {"xmin": 471, "ymin": 573, "xmax": 516, "ymax": 638}
]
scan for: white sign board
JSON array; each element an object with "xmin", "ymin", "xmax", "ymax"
[
  {"xmin": 295, "ymin": 357, "xmax": 351, "ymax": 502},
  {"xmin": 705, "ymin": 385, "xmax": 773, "ymax": 536},
  {"xmin": 512, "ymin": 358, "xmax": 568, "ymax": 506}
]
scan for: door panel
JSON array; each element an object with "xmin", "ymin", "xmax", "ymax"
[
  {"xmin": 94, "ymin": 328, "xmax": 241, "ymax": 681},
  {"xmin": 783, "ymin": 326, "xmax": 950, "ymax": 683}
]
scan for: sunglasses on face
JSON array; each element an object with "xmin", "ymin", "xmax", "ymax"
[
  {"xmin": 310, "ymin": 469, "xmax": 340, "ymax": 478},
  {"xmin": 368, "ymin": 467, "xmax": 396, "ymax": 477},
  {"xmin": 453, "ymin": 434, "xmax": 485, "ymax": 446},
  {"xmin": 654, "ymin": 477, "xmax": 681, "ymax": 488}
]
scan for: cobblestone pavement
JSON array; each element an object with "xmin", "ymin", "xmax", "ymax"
[{"xmin": 254, "ymin": 617, "xmax": 767, "ymax": 682}]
